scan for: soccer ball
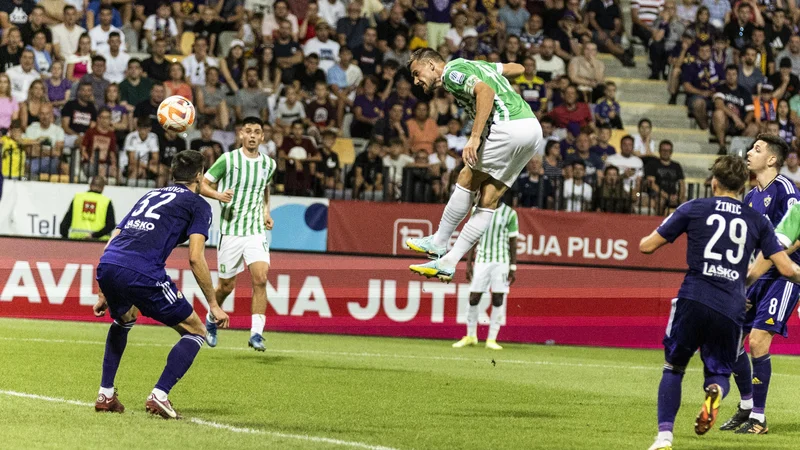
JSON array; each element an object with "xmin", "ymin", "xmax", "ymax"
[{"xmin": 157, "ymin": 95, "xmax": 196, "ymax": 132}]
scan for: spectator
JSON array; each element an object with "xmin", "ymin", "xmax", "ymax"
[
  {"xmin": 26, "ymin": 30, "xmax": 53, "ymax": 76},
  {"xmin": 498, "ymin": 0, "xmax": 530, "ymax": 37},
  {"xmin": 560, "ymin": 122, "xmax": 580, "ymax": 158},
  {"xmin": 750, "ymin": 27, "xmax": 773, "ymax": 76},
  {"xmin": 350, "ymin": 76, "xmax": 384, "ymax": 139},
  {"xmin": 429, "ymin": 136, "xmax": 458, "ymax": 187},
  {"xmin": 293, "ymin": 53, "xmax": 327, "ymax": 98},
  {"xmin": 214, "ymin": 0, "xmax": 246, "ymax": 33},
  {"xmin": 550, "ymin": 12, "xmax": 581, "ymax": 62},
  {"xmin": 86, "ymin": 0, "xmax": 123, "ymax": 29},
  {"xmin": 183, "ymin": 36, "xmax": 219, "ymax": 87},
  {"xmin": 776, "ymin": 34, "xmax": 800, "ymax": 77},
  {"xmin": 304, "ymin": 21, "xmax": 340, "ymax": 74},
  {"xmin": 384, "ymin": 33, "xmax": 411, "ymax": 68},
  {"xmin": 20, "ymin": 80, "xmax": 48, "ymax": 130},
  {"xmin": 262, "ymin": 0, "xmax": 299, "ymax": 41},
  {"xmin": 103, "ymin": 83, "xmax": 129, "ymax": 139},
  {"xmin": 565, "ymin": 131, "xmax": 604, "ymax": 184},
  {"xmin": 66, "ymin": 33, "xmax": 93, "ymax": 83},
  {"xmin": 0, "ymin": 0, "xmax": 34, "ymax": 32},
  {"xmin": 712, "ymin": 65, "xmax": 757, "ymax": 152},
  {"xmin": 605, "ymin": 135, "xmax": 644, "ymax": 192},
  {"xmin": 542, "ymin": 139, "xmax": 564, "ymax": 179},
  {"xmin": 445, "ymin": 118, "xmax": 467, "ymax": 154},
  {"xmin": 315, "ymin": 130, "xmax": 342, "ymax": 192},
  {"xmin": 738, "ymin": 46, "xmax": 764, "ymax": 94},
  {"xmin": 81, "ymin": 108, "xmax": 118, "ymax": 178},
  {"xmin": 172, "ymin": 0, "xmax": 203, "ymax": 34},
  {"xmin": 77, "ymin": 55, "xmax": 111, "ymax": 109},
  {"xmin": 281, "ymin": 119, "xmax": 320, "ymax": 195},
  {"xmin": 772, "ymin": 57, "xmax": 800, "ymax": 101},
  {"xmin": 337, "ymin": 1, "xmax": 370, "ymax": 50},
  {"xmin": 429, "ymin": 88, "xmax": 457, "ymax": 135},
  {"xmin": 190, "ymin": 120, "xmax": 224, "ymax": 167},
  {"xmin": 500, "ymin": 34, "xmax": 525, "ymax": 65},
  {"xmin": 318, "ymin": 0, "xmax": 346, "ymax": 30},
  {"xmin": 192, "ymin": 7, "xmax": 223, "ymax": 54},
  {"xmin": 350, "ymin": 139, "xmax": 383, "ymax": 199},
  {"xmin": 766, "ymin": 8, "xmax": 790, "ymax": 53},
  {"xmin": 587, "ymin": 0, "xmax": 634, "ymax": 66},
  {"xmin": 62, "ymin": 82, "xmax": 98, "ymax": 151},
  {"xmin": 143, "ymin": 2, "xmax": 179, "ymax": 52},
  {"xmin": 568, "ymin": 42, "xmax": 606, "ymax": 101},
  {"xmin": 297, "ymin": 3, "xmax": 318, "ymax": 44},
  {"xmin": 305, "ymin": 80, "xmax": 338, "ymax": 134},
  {"xmin": 534, "ymin": 38, "xmax": 566, "ymax": 83},
  {"xmin": 513, "ymin": 156, "xmax": 554, "ymax": 208},
  {"xmin": 141, "ymin": 37, "xmax": 170, "ymax": 83},
  {"xmin": 593, "ymin": 165, "xmax": 631, "ymax": 213},
  {"xmin": 683, "ymin": 42, "xmax": 722, "ymax": 130},
  {"xmin": 424, "ymin": 0, "xmax": 453, "ymax": 50},
  {"xmin": 777, "ymin": 99, "xmax": 795, "ymax": 146},
  {"xmin": 274, "ymin": 19, "xmax": 303, "ymax": 85},
  {"xmin": 0, "ymin": 120, "xmax": 25, "ymax": 179},
  {"xmin": 98, "ymin": 32, "xmax": 129, "ymax": 84},
  {"xmin": 259, "ymin": 123, "xmax": 277, "ymax": 157},
  {"xmin": 134, "ymin": 83, "xmax": 166, "ymax": 131},
  {"xmin": 46, "ymin": 60, "xmax": 72, "ymax": 116},
  {"xmin": 353, "ymin": 27, "xmax": 383, "ymax": 77},
  {"xmin": 562, "ymin": 160, "xmax": 593, "ymax": 212},
  {"xmin": 549, "ymin": 85, "xmax": 593, "ymax": 129},
  {"xmin": 702, "ymin": 0, "xmax": 730, "ymax": 30},
  {"xmin": 645, "ymin": 140, "xmax": 685, "ymax": 214},
  {"xmin": 723, "ymin": 2, "xmax": 761, "ymax": 53},
  {"xmin": 19, "ymin": 6, "xmax": 52, "ymax": 49},
  {"xmin": 631, "ymin": 0, "xmax": 664, "ymax": 48},
  {"xmin": 373, "ymin": 102, "xmax": 409, "ymax": 147},
  {"xmin": 445, "ymin": 12, "xmax": 476, "ymax": 54},
  {"xmin": 256, "ymin": 46, "xmax": 282, "ymax": 96},
  {"xmin": 7, "ymin": 49, "xmax": 41, "ymax": 103},
  {"xmin": 195, "ymin": 67, "xmax": 231, "ymax": 130},
  {"xmin": 123, "ymin": 116, "xmax": 161, "ymax": 182},
  {"xmin": 274, "ymin": 85, "xmax": 305, "ymax": 132},
  {"xmin": 780, "ymin": 150, "xmax": 800, "ymax": 187},
  {"xmin": 24, "ymin": 103, "xmax": 66, "ymax": 177},
  {"xmin": 383, "ymin": 138, "xmax": 414, "ymax": 198},
  {"xmin": 590, "ymin": 125, "xmax": 617, "ymax": 161},
  {"xmin": 594, "ymin": 81, "xmax": 623, "ymax": 129},
  {"xmin": 406, "ymin": 101, "xmax": 439, "ymax": 155},
  {"xmin": 119, "ymin": 59, "xmax": 153, "ymax": 112},
  {"xmin": 753, "ymin": 81, "xmax": 777, "ymax": 130},
  {"xmin": 0, "ymin": 74, "xmax": 19, "ymax": 133},
  {"xmin": 165, "ymin": 62, "xmax": 194, "ymax": 101},
  {"xmin": 520, "ymin": 14, "xmax": 545, "ymax": 53},
  {"xmin": 633, "ymin": 118, "xmax": 657, "ymax": 157},
  {"xmin": 650, "ymin": 0, "xmax": 684, "ymax": 80},
  {"xmin": 515, "ymin": 57, "xmax": 548, "ymax": 117},
  {"xmin": 59, "ymin": 175, "xmax": 116, "ymax": 240},
  {"xmin": 408, "ymin": 23, "xmax": 429, "ymax": 52},
  {"xmin": 219, "ymin": 40, "xmax": 246, "ymax": 93},
  {"xmin": 89, "ymin": 5, "xmax": 126, "ymax": 54},
  {"xmin": 0, "ymin": 27, "xmax": 23, "ymax": 72}
]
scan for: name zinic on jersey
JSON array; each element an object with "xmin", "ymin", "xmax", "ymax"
[{"xmin": 715, "ymin": 200, "xmax": 741, "ymax": 214}]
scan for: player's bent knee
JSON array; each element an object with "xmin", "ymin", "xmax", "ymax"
[
  {"xmin": 491, "ymin": 293, "xmax": 504, "ymax": 307},
  {"xmin": 468, "ymin": 293, "xmax": 482, "ymax": 305}
]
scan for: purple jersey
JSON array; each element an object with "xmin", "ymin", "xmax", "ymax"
[
  {"xmin": 100, "ymin": 184, "xmax": 212, "ymax": 279},
  {"xmin": 658, "ymin": 197, "xmax": 783, "ymax": 324},
  {"xmin": 744, "ymin": 174, "xmax": 800, "ymax": 278}
]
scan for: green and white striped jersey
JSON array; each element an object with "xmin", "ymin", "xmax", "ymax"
[
  {"xmin": 205, "ymin": 148, "xmax": 276, "ymax": 236},
  {"xmin": 475, "ymin": 203, "xmax": 519, "ymax": 264},
  {"xmin": 776, "ymin": 202, "xmax": 800, "ymax": 248},
  {"xmin": 441, "ymin": 58, "xmax": 535, "ymax": 124}
]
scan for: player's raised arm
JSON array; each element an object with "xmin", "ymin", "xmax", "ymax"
[
  {"xmin": 500, "ymin": 63, "xmax": 525, "ymax": 79},
  {"xmin": 188, "ymin": 234, "xmax": 229, "ymax": 328}
]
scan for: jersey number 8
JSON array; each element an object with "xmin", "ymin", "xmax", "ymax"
[{"xmin": 704, "ymin": 214, "xmax": 747, "ymax": 264}]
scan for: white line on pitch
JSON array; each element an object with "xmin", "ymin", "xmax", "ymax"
[
  {"xmin": 4, "ymin": 335, "xmax": 800, "ymax": 378},
  {"xmin": 0, "ymin": 389, "xmax": 399, "ymax": 450}
]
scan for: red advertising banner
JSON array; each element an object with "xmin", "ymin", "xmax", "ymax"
[
  {"xmin": 327, "ymin": 201, "xmax": 687, "ymax": 269},
  {"xmin": 4, "ymin": 237, "xmax": 800, "ymax": 354}
]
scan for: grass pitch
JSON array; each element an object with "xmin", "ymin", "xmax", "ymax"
[{"xmin": 2, "ymin": 318, "xmax": 800, "ymax": 449}]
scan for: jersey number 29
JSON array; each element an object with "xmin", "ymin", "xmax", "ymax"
[{"xmin": 704, "ymin": 214, "xmax": 747, "ymax": 264}]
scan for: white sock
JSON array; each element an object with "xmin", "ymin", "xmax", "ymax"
[
  {"xmin": 251, "ymin": 314, "xmax": 266, "ymax": 337},
  {"xmin": 439, "ymin": 208, "xmax": 494, "ymax": 268},
  {"xmin": 151, "ymin": 388, "xmax": 168, "ymax": 401},
  {"xmin": 740, "ymin": 398, "xmax": 753, "ymax": 410},
  {"xmin": 656, "ymin": 431, "xmax": 673, "ymax": 443},
  {"xmin": 466, "ymin": 304, "xmax": 479, "ymax": 337},
  {"xmin": 206, "ymin": 312, "xmax": 214, "ymax": 323},
  {"xmin": 432, "ymin": 184, "xmax": 474, "ymax": 248},
  {"xmin": 750, "ymin": 412, "xmax": 765, "ymax": 422},
  {"xmin": 99, "ymin": 386, "xmax": 115, "ymax": 397},
  {"xmin": 487, "ymin": 301, "xmax": 504, "ymax": 341}
]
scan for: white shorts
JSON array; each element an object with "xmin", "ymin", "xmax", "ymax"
[
  {"xmin": 476, "ymin": 117, "xmax": 544, "ymax": 187},
  {"xmin": 469, "ymin": 262, "xmax": 510, "ymax": 294},
  {"xmin": 217, "ymin": 234, "xmax": 270, "ymax": 279}
]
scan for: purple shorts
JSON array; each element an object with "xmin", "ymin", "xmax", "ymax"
[{"xmin": 745, "ymin": 278, "xmax": 800, "ymax": 337}]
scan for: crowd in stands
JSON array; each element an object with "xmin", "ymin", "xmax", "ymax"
[{"xmin": 0, "ymin": 0, "xmax": 746, "ymax": 215}]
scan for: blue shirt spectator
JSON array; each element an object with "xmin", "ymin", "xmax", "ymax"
[
  {"xmin": 497, "ymin": 0, "xmax": 531, "ymax": 37},
  {"xmin": 86, "ymin": 1, "xmax": 122, "ymax": 28}
]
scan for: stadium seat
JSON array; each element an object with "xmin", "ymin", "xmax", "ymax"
[
  {"xmin": 181, "ymin": 32, "xmax": 195, "ymax": 56},
  {"xmin": 332, "ymin": 138, "xmax": 355, "ymax": 165}
]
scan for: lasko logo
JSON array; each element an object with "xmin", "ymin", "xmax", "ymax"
[
  {"xmin": 449, "ymin": 71, "xmax": 466, "ymax": 84},
  {"xmin": 393, "ymin": 219, "xmax": 433, "ymax": 255}
]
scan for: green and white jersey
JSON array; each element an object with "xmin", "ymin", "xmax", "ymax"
[
  {"xmin": 776, "ymin": 203, "xmax": 800, "ymax": 248},
  {"xmin": 441, "ymin": 58, "xmax": 535, "ymax": 125},
  {"xmin": 205, "ymin": 148, "xmax": 276, "ymax": 236},
  {"xmin": 475, "ymin": 203, "xmax": 519, "ymax": 264}
]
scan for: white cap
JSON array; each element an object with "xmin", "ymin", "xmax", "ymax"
[
  {"xmin": 462, "ymin": 28, "xmax": 478, "ymax": 38},
  {"xmin": 230, "ymin": 39, "xmax": 245, "ymax": 49}
]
